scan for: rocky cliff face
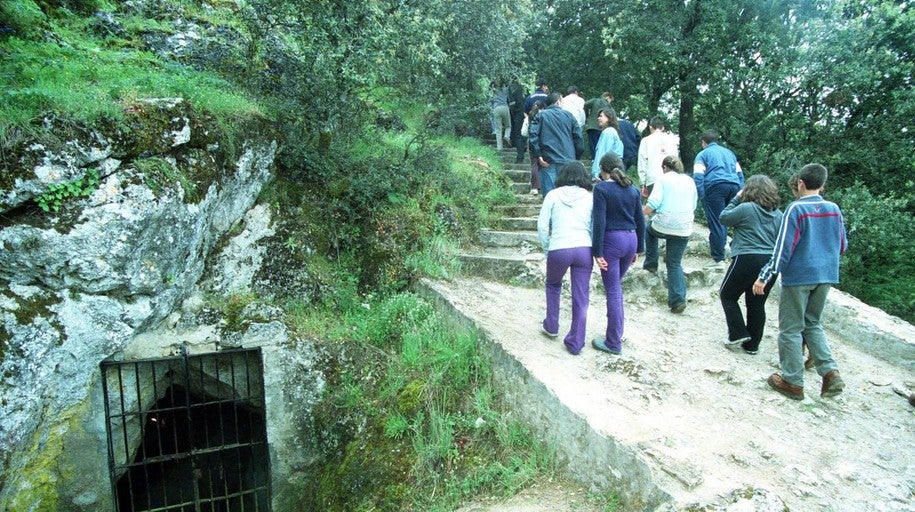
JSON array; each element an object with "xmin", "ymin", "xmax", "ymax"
[{"xmin": 0, "ymin": 99, "xmax": 318, "ymax": 510}]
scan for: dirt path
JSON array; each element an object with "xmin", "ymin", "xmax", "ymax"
[{"xmin": 426, "ymin": 259, "xmax": 915, "ymax": 511}]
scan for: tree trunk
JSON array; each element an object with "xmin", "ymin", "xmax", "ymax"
[{"xmin": 678, "ymin": 80, "xmax": 698, "ymax": 174}]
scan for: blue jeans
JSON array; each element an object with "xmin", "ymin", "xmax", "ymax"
[
  {"xmin": 643, "ymin": 222, "xmax": 689, "ymax": 308},
  {"xmin": 539, "ymin": 165, "xmax": 559, "ymax": 197},
  {"xmin": 777, "ymin": 284, "xmax": 839, "ymax": 386},
  {"xmin": 702, "ymin": 182, "xmax": 740, "ymax": 262}
]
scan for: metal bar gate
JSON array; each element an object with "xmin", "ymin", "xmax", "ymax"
[{"xmin": 101, "ymin": 346, "xmax": 271, "ymax": 512}]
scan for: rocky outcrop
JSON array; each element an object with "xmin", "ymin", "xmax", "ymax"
[{"xmin": 0, "ymin": 99, "xmax": 281, "ymax": 510}]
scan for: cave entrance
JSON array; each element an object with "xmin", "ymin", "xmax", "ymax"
[{"xmin": 101, "ymin": 346, "xmax": 271, "ymax": 511}]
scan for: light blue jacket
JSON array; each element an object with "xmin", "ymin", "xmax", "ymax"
[
  {"xmin": 591, "ymin": 127, "xmax": 624, "ymax": 179},
  {"xmin": 693, "ymin": 142, "xmax": 744, "ymax": 198}
]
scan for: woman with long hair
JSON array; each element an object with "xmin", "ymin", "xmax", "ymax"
[
  {"xmin": 537, "ymin": 161, "xmax": 594, "ymax": 355},
  {"xmin": 720, "ymin": 174, "xmax": 784, "ymax": 354},
  {"xmin": 591, "ymin": 153, "xmax": 645, "ymax": 355},
  {"xmin": 643, "ymin": 155, "xmax": 698, "ymax": 313},
  {"xmin": 522, "ymin": 101, "xmax": 544, "ymax": 194},
  {"xmin": 590, "ymin": 108, "xmax": 624, "ymax": 180}
]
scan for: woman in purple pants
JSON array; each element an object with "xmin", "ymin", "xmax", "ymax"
[
  {"xmin": 591, "ymin": 153, "xmax": 645, "ymax": 355},
  {"xmin": 537, "ymin": 162, "xmax": 594, "ymax": 355}
]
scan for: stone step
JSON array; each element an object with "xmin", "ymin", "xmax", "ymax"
[
  {"xmin": 510, "ymin": 183, "xmax": 530, "ymax": 194},
  {"xmin": 512, "ymin": 193, "xmax": 543, "ymax": 204},
  {"xmin": 494, "ymin": 204, "xmax": 541, "ymax": 217},
  {"xmin": 478, "ymin": 229, "xmax": 539, "ymax": 248},
  {"xmin": 501, "ymin": 158, "xmax": 595, "ymax": 170},
  {"xmin": 457, "ymin": 249, "xmax": 544, "ymax": 284},
  {"xmin": 455, "ymin": 243, "xmax": 728, "ymax": 294},
  {"xmin": 503, "ymin": 169, "xmax": 531, "ymax": 183},
  {"xmin": 492, "ymin": 217, "xmax": 537, "ymax": 231}
]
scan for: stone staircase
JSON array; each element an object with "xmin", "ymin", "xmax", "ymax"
[{"xmin": 457, "ymin": 147, "xmax": 722, "ymax": 294}]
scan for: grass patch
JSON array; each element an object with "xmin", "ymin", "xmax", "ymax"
[
  {"xmin": 133, "ymin": 156, "xmax": 199, "ymax": 202},
  {"xmin": 0, "ymin": 9, "xmax": 266, "ymax": 135},
  {"xmin": 287, "ymin": 289, "xmax": 559, "ymax": 510}
]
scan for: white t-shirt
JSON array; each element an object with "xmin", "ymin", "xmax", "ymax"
[
  {"xmin": 560, "ymin": 95, "xmax": 586, "ymax": 129},
  {"xmin": 637, "ymin": 131, "xmax": 679, "ymax": 187}
]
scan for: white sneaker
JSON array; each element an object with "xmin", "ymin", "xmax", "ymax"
[
  {"xmin": 540, "ymin": 325, "xmax": 558, "ymax": 338},
  {"xmin": 724, "ymin": 337, "xmax": 750, "ymax": 352},
  {"xmin": 530, "ymin": 188, "xmax": 539, "ymax": 195},
  {"xmin": 705, "ymin": 260, "xmax": 726, "ymax": 270}
]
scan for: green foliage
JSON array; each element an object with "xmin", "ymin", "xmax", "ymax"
[
  {"xmin": 0, "ymin": 10, "xmax": 265, "ymax": 134},
  {"xmin": 35, "ymin": 168, "xmax": 99, "ymax": 212},
  {"xmin": 218, "ymin": 291, "xmax": 257, "ymax": 333},
  {"xmin": 235, "ymin": 0, "xmax": 529, "ymax": 141},
  {"xmin": 134, "ymin": 157, "xmax": 199, "ymax": 202},
  {"xmin": 290, "ymin": 290, "xmax": 558, "ymax": 511},
  {"xmin": 831, "ymin": 185, "xmax": 915, "ymax": 323},
  {"xmin": 275, "ymin": 112, "xmax": 513, "ymax": 294},
  {"xmin": 0, "ymin": 0, "xmax": 48, "ymax": 39}
]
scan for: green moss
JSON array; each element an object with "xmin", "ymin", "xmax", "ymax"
[
  {"xmin": 220, "ymin": 291, "xmax": 257, "ymax": 333},
  {"xmin": 0, "ymin": 422, "xmax": 65, "ymax": 512},
  {"xmin": 308, "ymin": 425, "xmax": 415, "ymax": 511},
  {"xmin": 396, "ymin": 379, "xmax": 426, "ymax": 414},
  {"xmin": 0, "ymin": 326, "xmax": 10, "ymax": 362},
  {"xmin": 3, "ymin": 288, "xmax": 61, "ymax": 330}
]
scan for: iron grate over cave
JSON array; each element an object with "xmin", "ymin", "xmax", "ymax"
[{"xmin": 101, "ymin": 345, "xmax": 272, "ymax": 512}]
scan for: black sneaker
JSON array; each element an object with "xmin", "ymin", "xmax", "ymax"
[
  {"xmin": 670, "ymin": 302, "xmax": 686, "ymax": 314},
  {"xmin": 740, "ymin": 340, "xmax": 759, "ymax": 355}
]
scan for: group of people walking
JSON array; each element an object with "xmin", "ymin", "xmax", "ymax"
[{"xmin": 519, "ymin": 82, "xmax": 849, "ymax": 400}]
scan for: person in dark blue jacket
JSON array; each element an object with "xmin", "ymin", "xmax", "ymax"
[
  {"xmin": 524, "ymin": 79, "xmax": 549, "ymax": 114},
  {"xmin": 529, "ymin": 93, "xmax": 584, "ymax": 197},
  {"xmin": 617, "ymin": 117, "xmax": 641, "ymax": 171},
  {"xmin": 591, "ymin": 153, "xmax": 644, "ymax": 355},
  {"xmin": 754, "ymin": 163, "xmax": 848, "ymax": 401}
]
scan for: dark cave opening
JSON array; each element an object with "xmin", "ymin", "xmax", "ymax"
[{"xmin": 114, "ymin": 384, "xmax": 270, "ymax": 512}]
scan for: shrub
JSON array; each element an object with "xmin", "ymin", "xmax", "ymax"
[{"xmin": 831, "ymin": 184, "xmax": 915, "ymax": 323}]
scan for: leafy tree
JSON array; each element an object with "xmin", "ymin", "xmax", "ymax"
[{"xmin": 237, "ymin": 0, "xmax": 530, "ymax": 146}]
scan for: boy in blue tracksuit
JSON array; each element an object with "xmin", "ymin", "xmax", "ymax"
[
  {"xmin": 753, "ymin": 163, "xmax": 848, "ymax": 401},
  {"xmin": 693, "ymin": 130, "xmax": 744, "ymax": 267}
]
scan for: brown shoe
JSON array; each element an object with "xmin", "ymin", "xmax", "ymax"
[
  {"xmin": 821, "ymin": 370, "xmax": 845, "ymax": 398},
  {"xmin": 802, "ymin": 338, "xmax": 814, "ymax": 370},
  {"xmin": 768, "ymin": 373, "xmax": 805, "ymax": 401},
  {"xmin": 804, "ymin": 354, "xmax": 815, "ymax": 370}
]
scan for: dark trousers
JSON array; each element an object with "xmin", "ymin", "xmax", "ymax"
[
  {"xmin": 702, "ymin": 182, "xmax": 740, "ymax": 262},
  {"xmin": 587, "ymin": 129, "xmax": 601, "ymax": 158},
  {"xmin": 511, "ymin": 111, "xmax": 525, "ymax": 159},
  {"xmin": 644, "ymin": 223, "xmax": 689, "ymax": 308},
  {"xmin": 719, "ymin": 253, "xmax": 775, "ymax": 351}
]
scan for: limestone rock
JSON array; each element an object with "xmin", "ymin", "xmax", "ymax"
[{"xmin": 0, "ymin": 100, "xmax": 277, "ymax": 510}]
